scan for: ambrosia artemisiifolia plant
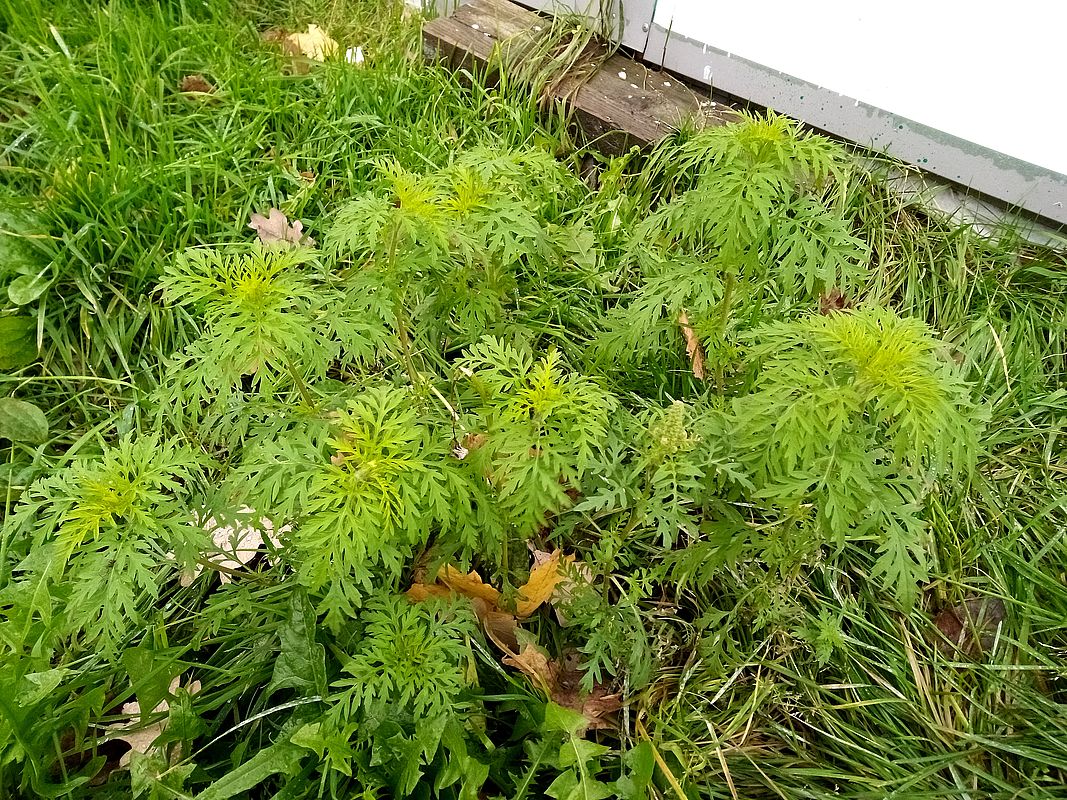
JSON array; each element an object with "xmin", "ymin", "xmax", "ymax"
[
  {"xmin": 600, "ymin": 113, "xmax": 869, "ymax": 378},
  {"xmin": 729, "ymin": 306, "xmax": 982, "ymax": 604}
]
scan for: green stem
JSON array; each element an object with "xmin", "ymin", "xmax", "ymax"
[
  {"xmin": 283, "ymin": 355, "xmax": 314, "ymax": 408},
  {"xmin": 717, "ymin": 268, "xmax": 737, "ymax": 336},
  {"xmin": 713, "ymin": 268, "xmax": 737, "ymax": 392},
  {"xmin": 383, "ymin": 222, "xmax": 421, "ymax": 388},
  {"xmin": 393, "ymin": 300, "xmax": 421, "ymax": 388}
]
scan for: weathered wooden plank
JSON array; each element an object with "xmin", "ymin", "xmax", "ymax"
[
  {"xmin": 564, "ymin": 53, "xmax": 732, "ymax": 151},
  {"xmin": 422, "ymin": 0, "xmax": 736, "ymax": 152},
  {"xmin": 422, "ymin": 0, "xmax": 536, "ymax": 72}
]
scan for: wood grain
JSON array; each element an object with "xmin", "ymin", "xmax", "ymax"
[{"xmin": 423, "ymin": 0, "xmax": 736, "ymax": 152}]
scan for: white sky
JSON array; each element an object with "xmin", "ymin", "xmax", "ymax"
[{"xmin": 653, "ymin": 0, "xmax": 1067, "ymax": 176}]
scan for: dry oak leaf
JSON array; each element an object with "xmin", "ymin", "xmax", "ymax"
[
  {"xmin": 248, "ymin": 208, "xmax": 315, "ymax": 247},
  {"xmin": 285, "ymin": 24, "xmax": 338, "ymax": 61},
  {"xmin": 677, "ymin": 310, "xmax": 707, "ymax": 380},
  {"xmin": 107, "ymin": 676, "xmax": 201, "ymax": 768}
]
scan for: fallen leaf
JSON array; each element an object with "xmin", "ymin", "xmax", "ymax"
[
  {"xmin": 578, "ymin": 685, "xmax": 624, "ymax": 730},
  {"xmin": 408, "ymin": 551, "xmax": 579, "ymax": 653},
  {"xmin": 107, "ymin": 676, "xmax": 201, "ymax": 768},
  {"xmin": 179, "ymin": 507, "xmax": 285, "ymax": 586},
  {"xmin": 933, "ymin": 597, "xmax": 1006, "ymax": 657},
  {"xmin": 284, "ymin": 24, "xmax": 338, "ymax": 61},
  {"xmin": 260, "ymin": 28, "xmax": 289, "ymax": 45},
  {"xmin": 471, "ymin": 597, "xmax": 520, "ymax": 654},
  {"xmin": 515, "ymin": 549, "xmax": 571, "ymax": 617},
  {"xmin": 248, "ymin": 208, "xmax": 315, "ymax": 248},
  {"xmin": 677, "ymin": 310, "xmax": 706, "ymax": 380},
  {"xmin": 463, "ymin": 432, "xmax": 488, "ymax": 451},
  {"xmin": 438, "ymin": 564, "xmax": 502, "ymax": 606},
  {"xmin": 504, "ymin": 646, "xmax": 621, "ymax": 733},
  {"xmin": 529, "ymin": 545, "xmax": 593, "ymax": 625},
  {"xmin": 405, "ymin": 583, "xmax": 453, "ymax": 602},
  {"xmin": 503, "ymin": 641, "xmax": 555, "ymax": 693},
  {"xmin": 406, "ymin": 554, "xmax": 617, "ymax": 732},
  {"xmin": 177, "ymin": 74, "xmax": 214, "ymax": 94}
]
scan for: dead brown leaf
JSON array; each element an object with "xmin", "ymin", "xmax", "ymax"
[
  {"xmin": 677, "ymin": 310, "xmax": 706, "ymax": 380},
  {"xmin": 248, "ymin": 208, "xmax": 315, "ymax": 247},
  {"xmin": 504, "ymin": 647, "xmax": 621, "ymax": 733},
  {"xmin": 819, "ymin": 288, "xmax": 853, "ymax": 315},
  {"xmin": 933, "ymin": 597, "xmax": 1006, "ymax": 657},
  {"xmin": 408, "ymin": 550, "xmax": 579, "ymax": 653},
  {"xmin": 463, "ymin": 432, "xmax": 488, "ymax": 451},
  {"xmin": 178, "ymin": 74, "xmax": 215, "ymax": 94},
  {"xmin": 405, "ymin": 583, "xmax": 453, "ymax": 603},
  {"xmin": 503, "ymin": 641, "xmax": 555, "ymax": 693},
  {"xmin": 472, "ymin": 597, "xmax": 520, "ymax": 654},
  {"xmin": 406, "ymin": 552, "xmax": 617, "ymax": 733},
  {"xmin": 260, "ymin": 28, "xmax": 289, "ymax": 45}
]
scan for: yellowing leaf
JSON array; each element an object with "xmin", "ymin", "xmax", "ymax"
[
  {"xmin": 530, "ymin": 547, "xmax": 593, "ymax": 625},
  {"xmin": 284, "ymin": 24, "xmax": 338, "ymax": 61},
  {"xmin": 438, "ymin": 565, "xmax": 502, "ymax": 605},
  {"xmin": 515, "ymin": 549, "xmax": 572, "ymax": 617}
]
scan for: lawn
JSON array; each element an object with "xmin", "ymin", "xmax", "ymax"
[{"xmin": 1, "ymin": 0, "xmax": 1066, "ymax": 797}]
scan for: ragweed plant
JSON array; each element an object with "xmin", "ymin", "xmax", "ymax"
[
  {"xmin": 238, "ymin": 386, "xmax": 460, "ymax": 621},
  {"xmin": 330, "ymin": 594, "xmax": 475, "ymax": 721},
  {"xmin": 158, "ymin": 245, "xmax": 389, "ymax": 444},
  {"xmin": 457, "ymin": 337, "xmax": 615, "ymax": 546},
  {"xmin": 600, "ymin": 113, "xmax": 869, "ymax": 378},
  {"xmin": 729, "ymin": 306, "xmax": 982, "ymax": 604},
  {"xmin": 2, "ymin": 436, "xmax": 206, "ymax": 652},
  {"xmin": 570, "ymin": 400, "xmax": 746, "ymax": 551},
  {"xmin": 328, "ymin": 149, "xmax": 596, "ymax": 360}
]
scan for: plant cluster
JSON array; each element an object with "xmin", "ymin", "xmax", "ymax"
[{"xmin": 2, "ymin": 2, "xmax": 1065, "ymax": 798}]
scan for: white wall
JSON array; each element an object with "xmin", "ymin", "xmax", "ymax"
[{"xmin": 652, "ymin": 0, "xmax": 1067, "ymax": 177}]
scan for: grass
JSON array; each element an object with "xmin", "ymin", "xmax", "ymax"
[{"xmin": 1, "ymin": 0, "xmax": 1065, "ymax": 798}]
